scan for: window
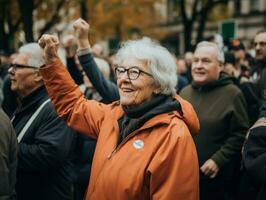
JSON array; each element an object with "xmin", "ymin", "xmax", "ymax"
[{"xmin": 250, "ymin": 0, "xmax": 259, "ymax": 12}]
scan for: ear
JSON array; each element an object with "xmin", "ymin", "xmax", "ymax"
[
  {"xmin": 152, "ymin": 81, "xmax": 162, "ymax": 95},
  {"xmin": 153, "ymin": 87, "xmax": 162, "ymax": 95},
  {"xmin": 218, "ymin": 62, "xmax": 224, "ymax": 73},
  {"xmin": 34, "ymin": 70, "xmax": 43, "ymax": 82}
]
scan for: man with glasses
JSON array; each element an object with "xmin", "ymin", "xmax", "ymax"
[
  {"xmin": 239, "ymin": 30, "xmax": 266, "ymax": 200},
  {"xmin": 180, "ymin": 41, "xmax": 249, "ymax": 200},
  {"xmin": 244, "ymin": 30, "xmax": 266, "ymax": 124},
  {"xmin": 8, "ymin": 43, "xmax": 76, "ymax": 200}
]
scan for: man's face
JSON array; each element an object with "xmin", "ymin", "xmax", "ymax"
[
  {"xmin": 8, "ymin": 53, "xmax": 39, "ymax": 98},
  {"xmin": 254, "ymin": 32, "xmax": 266, "ymax": 63},
  {"xmin": 192, "ymin": 46, "xmax": 223, "ymax": 86}
]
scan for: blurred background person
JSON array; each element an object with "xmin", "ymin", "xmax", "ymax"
[
  {"xmin": 174, "ymin": 56, "xmax": 189, "ymax": 93},
  {"xmin": 180, "ymin": 41, "xmax": 249, "ymax": 200},
  {"xmin": 240, "ymin": 30, "xmax": 266, "ymax": 125},
  {"xmin": 8, "ymin": 43, "xmax": 76, "ymax": 200},
  {"xmin": 0, "ymin": 108, "xmax": 17, "ymax": 200}
]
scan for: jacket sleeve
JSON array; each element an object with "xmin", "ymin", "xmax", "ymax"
[
  {"xmin": 0, "ymin": 109, "xmax": 17, "ymax": 199},
  {"xmin": 78, "ymin": 53, "xmax": 119, "ymax": 103},
  {"xmin": 18, "ymin": 106, "xmax": 75, "ymax": 171},
  {"xmin": 147, "ymin": 122, "xmax": 199, "ymax": 200},
  {"xmin": 211, "ymin": 90, "xmax": 249, "ymax": 168},
  {"xmin": 66, "ymin": 57, "xmax": 83, "ymax": 85},
  {"xmin": 243, "ymin": 126, "xmax": 266, "ymax": 184},
  {"xmin": 40, "ymin": 59, "xmax": 108, "ymax": 138}
]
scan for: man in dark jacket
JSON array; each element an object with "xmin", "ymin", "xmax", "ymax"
[
  {"xmin": 241, "ymin": 30, "xmax": 266, "ymax": 200},
  {"xmin": 8, "ymin": 43, "xmax": 76, "ymax": 200},
  {"xmin": 180, "ymin": 41, "xmax": 249, "ymax": 200},
  {"xmin": 240, "ymin": 30, "xmax": 266, "ymax": 124},
  {"xmin": 243, "ymin": 105, "xmax": 266, "ymax": 200},
  {"xmin": 0, "ymin": 108, "xmax": 17, "ymax": 199}
]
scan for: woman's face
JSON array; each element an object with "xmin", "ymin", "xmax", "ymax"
[{"xmin": 117, "ymin": 56, "xmax": 158, "ymax": 108}]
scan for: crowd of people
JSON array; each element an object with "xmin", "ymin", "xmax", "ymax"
[{"xmin": 0, "ymin": 18, "xmax": 265, "ymax": 200}]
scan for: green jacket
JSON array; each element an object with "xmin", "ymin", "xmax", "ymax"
[
  {"xmin": 180, "ymin": 73, "xmax": 249, "ymax": 169},
  {"xmin": 0, "ymin": 108, "xmax": 17, "ymax": 199}
]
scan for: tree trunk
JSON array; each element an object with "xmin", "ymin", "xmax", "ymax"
[
  {"xmin": 196, "ymin": 9, "xmax": 208, "ymax": 43},
  {"xmin": 183, "ymin": 21, "xmax": 193, "ymax": 52},
  {"xmin": 0, "ymin": 0, "xmax": 18, "ymax": 53},
  {"xmin": 80, "ymin": 0, "xmax": 88, "ymax": 21},
  {"xmin": 180, "ymin": 0, "xmax": 199, "ymax": 52},
  {"xmin": 18, "ymin": 0, "xmax": 34, "ymax": 42},
  {"xmin": 0, "ymin": 0, "xmax": 7, "ymax": 51}
]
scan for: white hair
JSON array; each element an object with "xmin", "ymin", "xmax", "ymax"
[
  {"xmin": 115, "ymin": 37, "xmax": 177, "ymax": 96},
  {"xmin": 195, "ymin": 41, "xmax": 225, "ymax": 63},
  {"xmin": 19, "ymin": 43, "xmax": 45, "ymax": 68}
]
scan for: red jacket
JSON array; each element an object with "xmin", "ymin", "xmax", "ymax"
[{"xmin": 40, "ymin": 59, "xmax": 200, "ymax": 200}]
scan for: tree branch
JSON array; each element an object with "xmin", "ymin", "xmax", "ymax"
[
  {"xmin": 39, "ymin": 0, "xmax": 65, "ymax": 36},
  {"xmin": 191, "ymin": 0, "xmax": 199, "ymax": 22},
  {"xmin": 33, "ymin": 0, "xmax": 43, "ymax": 9},
  {"xmin": 180, "ymin": 0, "xmax": 187, "ymax": 22}
]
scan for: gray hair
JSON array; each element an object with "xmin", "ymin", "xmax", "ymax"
[
  {"xmin": 195, "ymin": 41, "xmax": 225, "ymax": 63},
  {"xmin": 19, "ymin": 43, "xmax": 45, "ymax": 68},
  {"xmin": 115, "ymin": 37, "xmax": 177, "ymax": 96}
]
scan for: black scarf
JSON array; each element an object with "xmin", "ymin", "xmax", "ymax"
[{"xmin": 118, "ymin": 94, "xmax": 181, "ymax": 145}]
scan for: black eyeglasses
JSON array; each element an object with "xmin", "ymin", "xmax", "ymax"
[
  {"xmin": 9, "ymin": 63, "xmax": 38, "ymax": 70},
  {"xmin": 114, "ymin": 66, "xmax": 153, "ymax": 80}
]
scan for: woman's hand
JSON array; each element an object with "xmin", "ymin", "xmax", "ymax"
[
  {"xmin": 38, "ymin": 34, "xmax": 60, "ymax": 65},
  {"xmin": 73, "ymin": 18, "xmax": 91, "ymax": 49}
]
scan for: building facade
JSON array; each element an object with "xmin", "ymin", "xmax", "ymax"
[{"xmin": 145, "ymin": 0, "xmax": 266, "ymax": 55}]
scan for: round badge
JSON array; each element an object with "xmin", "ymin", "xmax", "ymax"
[{"xmin": 133, "ymin": 139, "xmax": 144, "ymax": 149}]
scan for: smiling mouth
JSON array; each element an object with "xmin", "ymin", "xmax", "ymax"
[
  {"xmin": 194, "ymin": 72, "xmax": 206, "ymax": 75},
  {"xmin": 121, "ymin": 88, "xmax": 134, "ymax": 92}
]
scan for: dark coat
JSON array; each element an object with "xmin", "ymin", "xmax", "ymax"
[
  {"xmin": 12, "ymin": 86, "xmax": 76, "ymax": 200},
  {"xmin": 180, "ymin": 74, "xmax": 249, "ymax": 169},
  {"xmin": 243, "ymin": 118, "xmax": 266, "ymax": 200},
  {"xmin": 180, "ymin": 73, "xmax": 249, "ymax": 200},
  {"xmin": 0, "ymin": 108, "xmax": 17, "ymax": 200}
]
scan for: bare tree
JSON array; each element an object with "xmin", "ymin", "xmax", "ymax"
[
  {"xmin": 39, "ymin": 0, "xmax": 65, "ymax": 36},
  {"xmin": 179, "ymin": 0, "xmax": 229, "ymax": 51},
  {"xmin": 79, "ymin": 0, "xmax": 88, "ymax": 21},
  {"xmin": 0, "ymin": 0, "xmax": 22, "ymax": 52},
  {"xmin": 17, "ymin": 0, "xmax": 35, "ymax": 42}
]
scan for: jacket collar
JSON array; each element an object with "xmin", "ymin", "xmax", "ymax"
[{"xmin": 16, "ymin": 85, "xmax": 48, "ymax": 114}]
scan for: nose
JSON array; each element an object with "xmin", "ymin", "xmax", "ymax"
[
  {"xmin": 117, "ymin": 72, "xmax": 131, "ymax": 86},
  {"xmin": 8, "ymin": 66, "xmax": 14, "ymax": 74},
  {"xmin": 119, "ymin": 71, "xmax": 130, "ymax": 81},
  {"xmin": 193, "ymin": 60, "xmax": 202, "ymax": 69}
]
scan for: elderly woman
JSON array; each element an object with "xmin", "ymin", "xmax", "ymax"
[{"xmin": 38, "ymin": 34, "xmax": 199, "ymax": 200}]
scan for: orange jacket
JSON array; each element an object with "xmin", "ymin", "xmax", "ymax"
[{"xmin": 40, "ymin": 59, "xmax": 200, "ymax": 200}]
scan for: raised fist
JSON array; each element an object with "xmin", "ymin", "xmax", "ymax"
[
  {"xmin": 62, "ymin": 34, "xmax": 77, "ymax": 58},
  {"xmin": 39, "ymin": 34, "xmax": 60, "ymax": 64},
  {"xmin": 73, "ymin": 18, "xmax": 90, "ymax": 49}
]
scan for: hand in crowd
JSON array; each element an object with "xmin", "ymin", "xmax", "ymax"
[
  {"xmin": 73, "ymin": 18, "xmax": 90, "ymax": 49},
  {"xmin": 200, "ymin": 159, "xmax": 219, "ymax": 179},
  {"xmin": 39, "ymin": 34, "xmax": 60, "ymax": 65},
  {"xmin": 62, "ymin": 34, "xmax": 77, "ymax": 58}
]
